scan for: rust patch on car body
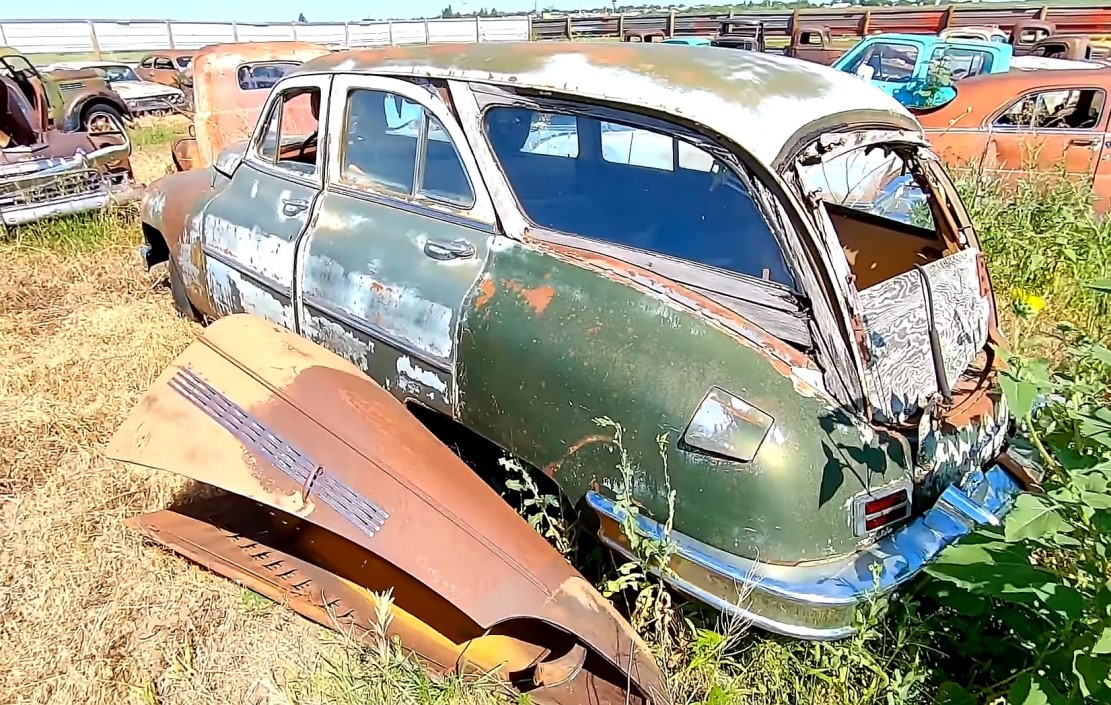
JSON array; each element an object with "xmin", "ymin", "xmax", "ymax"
[
  {"xmin": 107, "ymin": 314, "xmax": 669, "ymax": 705},
  {"xmin": 475, "ymin": 278, "xmax": 497, "ymax": 309},
  {"xmin": 503, "ymin": 279, "xmax": 555, "ymax": 315}
]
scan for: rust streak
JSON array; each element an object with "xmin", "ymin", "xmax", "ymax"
[{"xmin": 503, "ymin": 279, "xmax": 556, "ymax": 315}]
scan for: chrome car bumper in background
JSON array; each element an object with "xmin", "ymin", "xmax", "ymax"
[
  {"xmin": 587, "ymin": 457, "xmax": 1026, "ymax": 640},
  {"xmin": 0, "ymin": 174, "xmax": 142, "ymax": 227}
]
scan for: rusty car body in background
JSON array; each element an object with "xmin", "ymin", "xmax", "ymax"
[
  {"xmin": 784, "ymin": 24, "xmax": 843, "ymax": 65},
  {"xmin": 1010, "ymin": 19, "xmax": 1058, "ymax": 55},
  {"xmin": 622, "ymin": 29, "xmax": 666, "ymax": 43},
  {"xmin": 135, "ymin": 42, "xmax": 1039, "ymax": 642},
  {"xmin": 136, "ymin": 50, "xmax": 195, "ymax": 91},
  {"xmin": 712, "ymin": 19, "xmax": 767, "ymax": 52},
  {"xmin": 1027, "ymin": 35, "xmax": 1111, "ymax": 63},
  {"xmin": 168, "ymin": 41, "xmax": 329, "ymax": 172},
  {"xmin": 2, "ymin": 46, "xmax": 131, "ymax": 134},
  {"xmin": 0, "ymin": 71, "xmax": 136, "ymax": 226},
  {"xmin": 918, "ymin": 68, "xmax": 1111, "ymax": 210},
  {"xmin": 110, "ymin": 314, "xmax": 667, "ymax": 705},
  {"xmin": 44, "ymin": 60, "xmax": 188, "ymax": 117}
]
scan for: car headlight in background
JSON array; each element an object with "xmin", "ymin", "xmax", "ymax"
[{"xmin": 681, "ymin": 387, "xmax": 774, "ymax": 463}]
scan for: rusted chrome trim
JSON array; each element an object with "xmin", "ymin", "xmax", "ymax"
[
  {"xmin": 301, "ymin": 293, "xmax": 451, "ymax": 372},
  {"xmin": 201, "ymin": 243, "xmax": 293, "ymax": 301},
  {"xmin": 587, "ymin": 457, "xmax": 1024, "ymax": 640}
]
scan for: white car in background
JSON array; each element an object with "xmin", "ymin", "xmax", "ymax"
[{"xmin": 45, "ymin": 61, "xmax": 187, "ymax": 115}]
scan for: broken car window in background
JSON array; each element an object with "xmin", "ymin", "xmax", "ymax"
[
  {"xmin": 995, "ymin": 89, "xmax": 1106, "ymax": 130},
  {"xmin": 237, "ymin": 62, "xmax": 301, "ymax": 91},
  {"xmin": 800, "ymin": 146, "xmax": 934, "ymax": 229}
]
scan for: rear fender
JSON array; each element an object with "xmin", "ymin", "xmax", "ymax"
[{"xmin": 107, "ymin": 314, "xmax": 667, "ymax": 705}]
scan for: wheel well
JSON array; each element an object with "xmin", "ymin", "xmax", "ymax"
[
  {"xmin": 79, "ymin": 98, "xmax": 122, "ymax": 121},
  {"xmin": 141, "ymin": 223, "xmax": 169, "ymax": 268}
]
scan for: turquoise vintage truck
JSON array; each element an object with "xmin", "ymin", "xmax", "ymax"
[{"xmin": 833, "ymin": 33, "xmax": 1017, "ymax": 109}]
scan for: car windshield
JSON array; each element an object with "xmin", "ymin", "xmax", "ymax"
[{"xmin": 101, "ymin": 65, "xmax": 140, "ymax": 83}]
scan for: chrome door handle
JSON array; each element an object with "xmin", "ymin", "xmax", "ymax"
[
  {"xmin": 1068, "ymin": 138, "xmax": 1097, "ymax": 147},
  {"xmin": 281, "ymin": 198, "xmax": 310, "ymax": 216},
  {"xmin": 423, "ymin": 239, "xmax": 476, "ymax": 260}
]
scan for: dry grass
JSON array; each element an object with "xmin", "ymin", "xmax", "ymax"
[{"xmin": 0, "ymin": 151, "xmax": 328, "ymax": 705}]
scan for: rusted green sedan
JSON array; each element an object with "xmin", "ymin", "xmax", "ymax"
[{"xmin": 137, "ymin": 42, "xmax": 1039, "ymax": 639}]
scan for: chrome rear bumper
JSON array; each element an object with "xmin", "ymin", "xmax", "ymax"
[{"xmin": 587, "ymin": 458, "xmax": 1025, "ymax": 640}]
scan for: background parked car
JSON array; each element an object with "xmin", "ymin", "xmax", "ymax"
[{"xmin": 45, "ymin": 61, "xmax": 187, "ymax": 117}]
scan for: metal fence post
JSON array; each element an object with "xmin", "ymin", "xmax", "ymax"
[
  {"xmin": 667, "ymin": 9, "xmax": 676, "ymax": 37},
  {"xmin": 617, "ymin": 13, "xmax": 624, "ymax": 37},
  {"xmin": 166, "ymin": 20, "xmax": 176, "ymax": 48},
  {"xmin": 941, "ymin": 4, "xmax": 956, "ymax": 30},
  {"xmin": 343, "ymin": 21, "xmax": 350, "ymax": 48},
  {"xmin": 291, "ymin": 21, "xmax": 298, "ymax": 40},
  {"xmin": 527, "ymin": 13, "xmax": 533, "ymax": 41},
  {"xmin": 388, "ymin": 20, "xmax": 394, "ymax": 45},
  {"xmin": 424, "ymin": 18, "xmax": 430, "ymax": 44},
  {"xmin": 476, "ymin": 15, "xmax": 482, "ymax": 42},
  {"xmin": 0, "ymin": 23, "xmax": 7, "ymax": 46},
  {"xmin": 566, "ymin": 15, "xmax": 573, "ymax": 40},
  {"xmin": 232, "ymin": 21, "xmax": 239, "ymax": 41},
  {"xmin": 1037, "ymin": 5, "xmax": 1049, "ymax": 21},
  {"xmin": 88, "ymin": 20, "xmax": 102, "ymax": 59}
]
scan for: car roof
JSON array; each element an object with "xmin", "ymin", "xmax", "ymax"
[{"xmin": 298, "ymin": 42, "xmax": 916, "ymax": 167}]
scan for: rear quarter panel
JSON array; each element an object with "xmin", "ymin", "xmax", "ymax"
[{"xmin": 456, "ymin": 238, "xmax": 913, "ymax": 564}]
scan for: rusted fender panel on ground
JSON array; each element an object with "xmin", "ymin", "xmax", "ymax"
[{"xmin": 108, "ymin": 313, "xmax": 667, "ymax": 705}]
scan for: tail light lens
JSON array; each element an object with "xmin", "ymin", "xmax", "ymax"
[{"xmin": 852, "ymin": 483, "xmax": 912, "ymax": 537}]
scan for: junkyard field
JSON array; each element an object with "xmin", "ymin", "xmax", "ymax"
[{"xmin": 0, "ymin": 151, "xmax": 332, "ymax": 703}]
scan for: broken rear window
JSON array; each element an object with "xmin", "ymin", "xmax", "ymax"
[{"xmin": 484, "ymin": 106, "xmax": 793, "ymax": 287}]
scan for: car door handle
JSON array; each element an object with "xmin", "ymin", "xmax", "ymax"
[
  {"xmin": 423, "ymin": 239, "xmax": 476, "ymax": 261},
  {"xmin": 281, "ymin": 198, "xmax": 310, "ymax": 216},
  {"xmin": 1068, "ymin": 138, "xmax": 1098, "ymax": 147}
]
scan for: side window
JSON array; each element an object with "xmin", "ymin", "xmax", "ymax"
[
  {"xmin": 484, "ymin": 106, "xmax": 794, "ymax": 286},
  {"xmin": 846, "ymin": 42, "xmax": 919, "ymax": 83},
  {"xmin": 154, "ymin": 58, "xmax": 174, "ymax": 70},
  {"xmin": 995, "ymin": 89, "xmax": 1105, "ymax": 130},
  {"xmin": 340, "ymin": 89, "xmax": 474, "ymax": 208},
  {"xmin": 256, "ymin": 86, "xmax": 320, "ymax": 176},
  {"xmin": 139, "ymin": 57, "xmax": 153, "ymax": 68},
  {"xmin": 931, "ymin": 47, "xmax": 992, "ymax": 80},
  {"xmin": 237, "ymin": 62, "xmax": 300, "ymax": 91}
]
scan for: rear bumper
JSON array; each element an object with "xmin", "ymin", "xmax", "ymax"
[{"xmin": 587, "ymin": 456, "xmax": 1026, "ymax": 640}]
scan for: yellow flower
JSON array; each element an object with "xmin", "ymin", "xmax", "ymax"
[{"xmin": 1011, "ymin": 289, "xmax": 1046, "ymax": 318}]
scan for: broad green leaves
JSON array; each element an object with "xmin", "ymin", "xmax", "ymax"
[{"xmin": 1005, "ymin": 494, "xmax": 1069, "ymax": 542}]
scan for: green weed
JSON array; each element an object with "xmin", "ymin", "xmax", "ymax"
[{"xmin": 1, "ymin": 206, "xmax": 139, "ymax": 253}]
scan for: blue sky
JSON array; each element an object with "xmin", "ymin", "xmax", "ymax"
[{"xmin": 2, "ymin": 0, "xmax": 825, "ymax": 23}]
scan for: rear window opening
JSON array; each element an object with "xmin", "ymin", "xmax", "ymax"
[
  {"xmin": 798, "ymin": 145, "xmax": 947, "ymax": 290},
  {"xmin": 797, "ymin": 139, "xmax": 993, "ymax": 425}
]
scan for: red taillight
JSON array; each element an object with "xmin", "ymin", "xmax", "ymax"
[{"xmin": 853, "ymin": 485, "xmax": 912, "ymax": 537}]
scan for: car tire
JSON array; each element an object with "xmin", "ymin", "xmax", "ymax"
[{"xmin": 82, "ymin": 104, "xmax": 125, "ymax": 134}]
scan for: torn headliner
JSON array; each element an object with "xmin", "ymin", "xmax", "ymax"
[{"xmin": 293, "ymin": 42, "xmax": 918, "ymax": 167}]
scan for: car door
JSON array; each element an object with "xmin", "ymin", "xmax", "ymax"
[
  {"xmin": 150, "ymin": 57, "xmax": 177, "ymax": 87},
  {"xmin": 135, "ymin": 57, "xmax": 154, "ymax": 83},
  {"xmin": 199, "ymin": 73, "xmax": 328, "ymax": 329},
  {"xmin": 296, "ymin": 75, "xmax": 497, "ymax": 416},
  {"xmin": 986, "ymin": 86, "xmax": 1108, "ymax": 187}
]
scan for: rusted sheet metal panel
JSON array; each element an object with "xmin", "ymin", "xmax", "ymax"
[
  {"xmin": 531, "ymin": 6, "xmax": 1111, "ymax": 41},
  {"xmin": 191, "ymin": 42, "xmax": 329, "ymax": 168},
  {"xmin": 108, "ymin": 314, "xmax": 667, "ymax": 705}
]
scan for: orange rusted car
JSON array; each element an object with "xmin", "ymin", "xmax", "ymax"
[
  {"xmin": 919, "ymin": 68, "xmax": 1111, "ymax": 207},
  {"xmin": 171, "ymin": 41, "xmax": 329, "ymax": 171}
]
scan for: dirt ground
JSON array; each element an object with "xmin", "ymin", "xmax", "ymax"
[{"xmin": 0, "ymin": 144, "xmax": 330, "ymax": 704}]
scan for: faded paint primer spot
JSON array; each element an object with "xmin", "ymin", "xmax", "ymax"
[
  {"xmin": 304, "ymin": 254, "xmax": 455, "ymax": 360},
  {"xmin": 204, "ymin": 213, "xmax": 293, "ymax": 282},
  {"xmin": 396, "ymin": 356, "xmax": 448, "ymax": 394},
  {"xmin": 503, "ymin": 279, "xmax": 555, "ymax": 315},
  {"xmin": 249, "ymin": 180, "xmax": 259, "ymax": 199},
  {"xmin": 208, "ymin": 266, "xmax": 293, "ymax": 327},
  {"xmin": 142, "ymin": 188, "xmax": 167, "ymax": 227},
  {"xmin": 311, "ymin": 316, "xmax": 374, "ymax": 367}
]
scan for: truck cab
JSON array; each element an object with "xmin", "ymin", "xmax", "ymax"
[{"xmin": 834, "ymin": 33, "xmax": 1013, "ymax": 109}]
